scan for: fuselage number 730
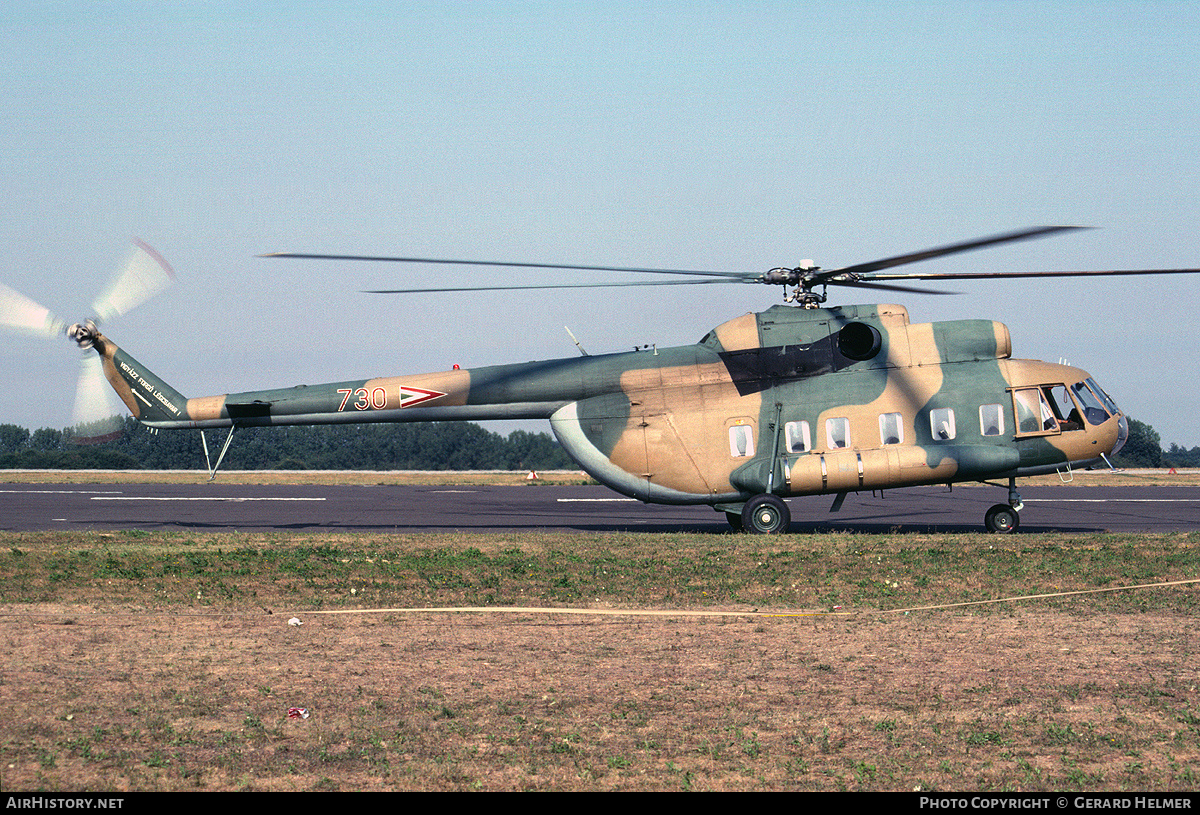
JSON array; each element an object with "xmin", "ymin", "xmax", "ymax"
[{"xmin": 337, "ymin": 385, "xmax": 446, "ymax": 412}]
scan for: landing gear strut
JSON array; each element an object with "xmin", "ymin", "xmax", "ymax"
[{"xmin": 984, "ymin": 477, "xmax": 1023, "ymax": 533}]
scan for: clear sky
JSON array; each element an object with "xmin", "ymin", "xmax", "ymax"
[{"xmin": 2, "ymin": 1, "xmax": 1198, "ymax": 448}]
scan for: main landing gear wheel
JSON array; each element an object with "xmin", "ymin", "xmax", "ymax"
[
  {"xmin": 985, "ymin": 503, "xmax": 1019, "ymax": 534},
  {"xmin": 741, "ymin": 494, "xmax": 791, "ymax": 534}
]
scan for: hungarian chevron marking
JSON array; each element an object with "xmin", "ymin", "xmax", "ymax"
[{"xmin": 398, "ymin": 385, "xmax": 446, "ymax": 408}]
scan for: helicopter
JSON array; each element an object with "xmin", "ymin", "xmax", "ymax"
[{"xmin": 3, "ymin": 226, "xmax": 1196, "ymax": 533}]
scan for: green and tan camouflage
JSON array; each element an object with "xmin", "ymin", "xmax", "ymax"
[{"xmin": 76, "ymin": 300, "xmax": 1129, "ymax": 533}]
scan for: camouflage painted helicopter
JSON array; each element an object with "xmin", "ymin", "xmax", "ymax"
[{"xmin": 3, "ymin": 227, "xmax": 1195, "ymax": 533}]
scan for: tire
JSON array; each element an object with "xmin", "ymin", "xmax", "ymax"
[
  {"xmin": 985, "ymin": 504, "xmax": 1019, "ymax": 534},
  {"xmin": 741, "ymin": 494, "xmax": 791, "ymax": 534}
]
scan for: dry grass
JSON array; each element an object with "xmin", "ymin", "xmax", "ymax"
[{"xmin": 1, "ymin": 528, "xmax": 1198, "ymax": 791}]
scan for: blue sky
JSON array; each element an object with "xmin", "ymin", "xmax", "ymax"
[{"xmin": 2, "ymin": 1, "xmax": 1199, "ymax": 448}]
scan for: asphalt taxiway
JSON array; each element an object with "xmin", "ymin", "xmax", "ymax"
[{"xmin": 2, "ymin": 482, "xmax": 1199, "ymax": 534}]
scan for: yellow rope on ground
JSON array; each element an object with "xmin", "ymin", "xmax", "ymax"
[{"xmin": 286, "ymin": 577, "xmax": 1200, "ymax": 619}]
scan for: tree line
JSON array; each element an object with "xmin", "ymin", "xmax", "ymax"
[
  {"xmin": 1116, "ymin": 419, "xmax": 1200, "ymax": 469},
  {"xmin": 0, "ymin": 415, "xmax": 1192, "ymax": 471},
  {"xmin": 0, "ymin": 418, "xmax": 576, "ymax": 471}
]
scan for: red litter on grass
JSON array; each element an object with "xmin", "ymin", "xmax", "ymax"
[{"xmin": 288, "ymin": 707, "xmax": 310, "ymax": 720}]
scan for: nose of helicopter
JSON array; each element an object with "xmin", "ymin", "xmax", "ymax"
[
  {"xmin": 1084, "ymin": 376, "xmax": 1128, "ymax": 459},
  {"xmin": 1111, "ymin": 414, "xmax": 1130, "ymax": 457},
  {"xmin": 1011, "ymin": 373, "xmax": 1128, "ymax": 470},
  {"xmin": 1071, "ymin": 377, "xmax": 1128, "ymax": 464}
]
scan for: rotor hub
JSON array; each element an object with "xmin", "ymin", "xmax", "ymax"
[
  {"xmin": 68, "ymin": 319, "xmax": 100, "ymax": 350},
  {"xmin": 766, "ymin": 264, "xmax": 827, "ymax": 308}
]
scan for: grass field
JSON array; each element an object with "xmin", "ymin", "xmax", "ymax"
[{"xmin": 1, "ymin": 511, "xmax": 1198, "ymax": 791}]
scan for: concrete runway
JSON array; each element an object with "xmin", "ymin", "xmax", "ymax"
[{"xmin": 3, "ymin": 481, "xmax": 1200, "ymax": 534}]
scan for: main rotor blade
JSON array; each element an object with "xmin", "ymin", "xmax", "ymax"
[
  {"xmin": 262, "ymin": 252, "xmax": 752, "ymax": 280},
  {"xmin": 826, "ymin": 277, "xmax": 958, "ymax": 295},
  {"xmin": 366, "ymin": 278, "xmax": 751, "ymax": 294},
  {"xmin": 862, "ymin": 267, "xmax": 1200, "ymax": 282},
  {"xmin": 829, "ymin": 226, "xmax": 1091, "ymax": 278}
]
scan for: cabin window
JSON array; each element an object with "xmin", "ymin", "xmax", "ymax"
[
  {"xmin": 785, "ymin": 420, "xmax": 811, "ymax": 453},
  {"xmin": 729, "ymin": 424, "xmax": 755, "ymax": 458},
  {"xmin": 826, "ymin": 417, "xmax": 851, "ymax": 449},
  {"xmin": 1013, "ymin": 387, "xmax": 1058, "ymax": 435},
  {"xmin": 879, "ymin": 413, "xmax": 903, "ymax": 445},
  {"xmin": 980, "ymin": 404, "xmax": 1004, "ymax": 437},
  {"xmin": 930, "ymin": 408, "xmax": 956, "ymax": 441}
]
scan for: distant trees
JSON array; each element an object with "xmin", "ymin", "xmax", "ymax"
[
  {"xmin": 0, "ymin": 425, "xmax": 30, "ymax": 455},
  {"xmin": 0, "ymin": 418, "xmax": 576, "ymax": 471},
  {"xmin": 1164, "ymin": 443, "xmax": 1200, "ymax": 469},
  {"xmin": 0, "ymin": 414, "xmax": 1191, "ymax": 470},
  {"xmin": 0, "ymin": 422, "xmax": 143, "ymax": 469}
]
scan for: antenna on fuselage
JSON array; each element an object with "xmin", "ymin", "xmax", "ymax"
[{"xmin": 565, "ymin": 326, "xmax": 590, "ymax": 356}]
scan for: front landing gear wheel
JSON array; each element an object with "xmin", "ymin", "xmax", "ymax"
[
  {"xmin": 985, "ymin": 503, "xmax": 1019, "ymax": 534},
  {"xmin": 742, "ymin": 494, "xmax": 791, "ymax": 534}
]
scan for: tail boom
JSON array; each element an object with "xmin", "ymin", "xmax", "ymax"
[
  {"xmin": 92, "ymin": 334, "xmax": 675, "ymax": 433},
  {"xmin": 96, "ymin": 336, "xmax": 580, "ymax": 430}
]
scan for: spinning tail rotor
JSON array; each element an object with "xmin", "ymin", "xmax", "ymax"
[
  {"xmin": 0, "ymin": 240, "xmax": 174, "ymax": 441},
  {"xmin": 0, "ymin": 282, "xmax": 69, "ymax": 339}
]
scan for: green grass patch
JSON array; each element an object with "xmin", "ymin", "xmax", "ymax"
[{"xmin": 0, "ymin": 529, "xmax": 1197, "ymax": 612}]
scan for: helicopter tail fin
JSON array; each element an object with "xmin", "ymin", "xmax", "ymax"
[{"xmin": 74, "ymin": 324, "xmax": 189, "ymax": 426}]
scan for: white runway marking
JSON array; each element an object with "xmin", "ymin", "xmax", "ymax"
[
  {"xmin": 1025, "ymin": 498, "xmax": 1200, "ymax": 503},
  {"xmin": 556, "ymin": 498, "xmax": 638, "ymax": 502}
]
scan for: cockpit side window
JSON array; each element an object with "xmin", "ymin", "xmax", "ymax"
[
  {"xmin": 1071, "ymin": 380, "xmax": 1112, "ymax": 425},
  {"xmin": 1013, "ymin": 387, "xmax": 1059, "ymax": 435},
  {"xmin": 1086, "ymin": 377, "xmax": 1121, "ymax": 415},
  {"xmin": 1045, "ymin": 384, "xmax": 1084, "ymax": 431}
]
